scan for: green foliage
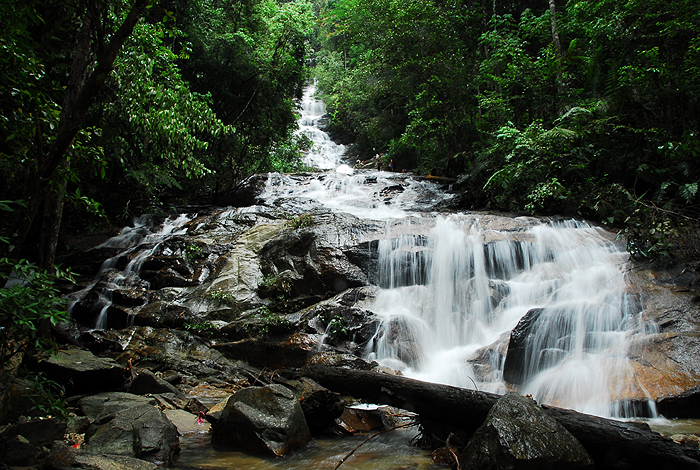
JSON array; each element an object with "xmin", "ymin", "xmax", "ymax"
[
  {"xmin": 285, "ymin": 213, "xmax": 316, "ymax": 229},
  {"xmin": 185, "ymin": 244, "xmax": 204, "ymax": 261},
  {"xmin": 0, "ymin": 259, "xmax": 73, "ymax": 368},
  {"xmin": 258, "ymin": 272, "xmax": 292, "ymax": 297},
  {"xmin": 619, "ymin": 200, "xmax": 700, "ymax": 265},
  {"xmin": 183, "ymin": 321, "xmax": 217, "ymax": 335},
  {"xmin": 244, "ymin": 305, "xmax": 291, "ymax": 336},
  {"xmin": 325, "ymin": 315, "xmax": 348, "ymax": 344},
  {"xmin": 23, "ymin": 372, "xmax": 69, "ymax": 420},
  {"xmin": 208, "ymin": 290, "xmax": 235, "ymax": 304},
  {"xmin": 314, "ymin": 0, "xmax": 700, "ymax": 262},
  {"xmin": 0, "ymin": 256, "xmax": 74, "ymax": 420},
  {"xmin": 174, "ymin": 0, "xmax": 316, "ymax": 201},
  {"xmin": 1, "ymin": 0, "xmax": 317, "ymax": 255}
]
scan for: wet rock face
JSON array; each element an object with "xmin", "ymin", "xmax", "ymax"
[
  {"xmin": 38, "ymin": 348, "xmax": 126, "ymax": 394},
  {"xmin": 623, "ymin": 263, "xmax": 700, "ymax": 409},
  {"xmin": 502, "ymin": 308, "xmax": 543, "ymax": 386},
  {"xmin": 78, "ymin": 392, "xmax": 158, "ymax": 421},
  {"xmin": 459, "ymin": 393, "xmax": 594, "ymax": 470},
  {"xmin": 58, "ymin": 173, "xmax": 700, "ymax": 414},
  {"xmin": 259, "ymin": 225, "xmax": 369, "ymax": 298},
  {"xmin": 212, "ymin": 384, "xmax": 312, "ymax": 456},
  {"xmin": 77, "ymin": 392, "xmax": 180, "ymax": 465}
]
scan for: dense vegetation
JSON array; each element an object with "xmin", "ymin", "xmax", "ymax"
[
  {"xmin": 314, "ymin": 0, "xmax": 700, "ymax": 263},
  {"xmin": 2, "ymin": 0, "xmax": 699, "ymax": 268},
  {"xmin": 0, "ymin": 0, "xmax": 314, "ymax": 267}
]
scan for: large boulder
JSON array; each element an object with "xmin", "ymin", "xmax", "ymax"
[
  {"xmin": 623, "ymin": 263, "xmax": 700, "ymax": 408},
  {"xmin": 259, "ymin": 225, "xmax": 368, "ymax": 299},
  {"xmin": 211, "ymin": 384, "xmax": 311, "ymax": 456},
  {"xmin": 78, "ymin": 392, "xmax": 157, "ymax": 422},
  {"xmin": 459, "ymin": 393, "xmax": 594, "ymax": 470},
  {"xmin": 84, "ymin": 403, "xmax": 180, "ymax": 465},
  {"xmin": 38, "ymin": 348, "xmax": 126, "ymax": 393}
]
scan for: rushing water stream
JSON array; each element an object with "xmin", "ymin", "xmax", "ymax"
[
  {"xmin": 285, "ymin": 84, "xmax": 649, "ymax": 418},
  {"xmin": 366, "ymin": 216, "xmax": 644, "ymax": 417},
  {"xmin": 78, "ymin": 84, "xmax": 663, "ymax": 468}
]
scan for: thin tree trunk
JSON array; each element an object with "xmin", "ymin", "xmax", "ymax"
[
  {"xmin": 37, "ymin": 165, "xmax": 68, "ymax": 271},
  {"xmin": 5, "ymin": 0, "xmax": 150, "ymax": 261}
]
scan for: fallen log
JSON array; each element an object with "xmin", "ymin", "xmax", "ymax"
[{"xmin": 301, "ymin": 365, "xmax": 700, "ymax": 470}]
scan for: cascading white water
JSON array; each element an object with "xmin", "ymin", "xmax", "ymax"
[
  {"xmin": 286, "ymin": 85, "xmax": 650, "ymax": 417},
  {"xmin": 365, "ymin": 215, "xmax": 646, "ymax": 417},
  {"xmin": 69, "ymin": 214, "xmax": 193, "ymax": 329},
  {"xmin": 76, "ymin": 82, "xmax": 651, "ymax": 421},
  {"xmin": 296, "ymin": 83, "xmax": 347, "ymax": 170}
]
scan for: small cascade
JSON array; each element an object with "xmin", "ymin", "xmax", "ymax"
[
  {"xmin": 261, "ymin": 171, "xmax": 450, "ymax": 219},
  {"xmin": 68, "ymin": 214, "xmax": 193, "ymax": 330},
  {"xmin": 365, "ymin": 216, "xmax": 646, "ymax": 417}
]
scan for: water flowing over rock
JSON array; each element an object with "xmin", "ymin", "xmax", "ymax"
[
  {"xmin": 364, "ymin": 216, "xmax": 649, "ymax": 417},
  {"xmin": 56, "ymin": 82, "xmax": 700, "ymax": 431},
  {"xmin": 296, "ymin": 83, "xmax": 346, "ymax": 170}
]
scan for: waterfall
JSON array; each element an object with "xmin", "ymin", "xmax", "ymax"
[
  {"xmin": 365, "ymin": 215, "xmax": 646, "ymax": 417},
  {"xmin": 70, "ymin": 82, "xmax": 654, "ymax": 422}
]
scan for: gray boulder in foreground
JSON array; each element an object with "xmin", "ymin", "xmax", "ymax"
[
  {"xmin": 84, "ymin": 403, "xmax": 179, "ymax": 465},
  {"xmin": 78, "ymin": 392, "xmax": 157, "ymax": 422},
  {"xmin": 460, "ymin": 393, "xmax": 594, "ymax": 470},
  {"xmin": 212, "ymin": 383, "xmax": 311, "ymax": 456},
  {"xmin": 48, "ymin": 441, "xmax": 159, "ymax": 470}
]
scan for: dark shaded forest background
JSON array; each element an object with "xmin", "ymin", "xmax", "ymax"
[{"xmin": 2, "ymin": 0, "xmax": 700, "ymax": 268}]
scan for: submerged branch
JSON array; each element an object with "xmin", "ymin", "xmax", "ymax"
[{"xmin": 334, "ymin": 421, "xmax": 418, "ymax": 470}]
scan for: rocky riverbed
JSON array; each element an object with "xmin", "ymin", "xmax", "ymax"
[{"xmin": 3, "ymin": 167, "xmax": 700, "ymax": 469}]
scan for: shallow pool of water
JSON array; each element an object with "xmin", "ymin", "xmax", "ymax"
[
  {"xmin": 174, "ymin": 427, "xmax": 441, "ymax": 470},
  {"xmin": 644, "ymin": 418, "xmax": 700, "ymax": 436}
]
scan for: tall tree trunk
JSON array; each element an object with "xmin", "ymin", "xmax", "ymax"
[
  {"xmin": 4, "ymin": 0, "xmax": 150, "ymax": 262},
  {"xmin": 549, "ymin": 0, "xmax": 564, "ymax": 93}
]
